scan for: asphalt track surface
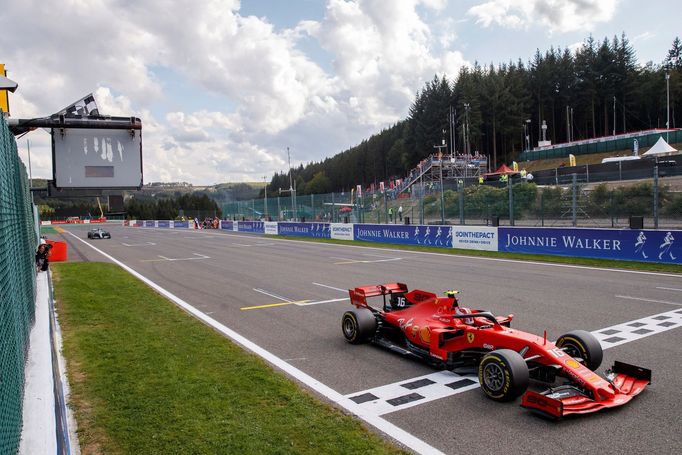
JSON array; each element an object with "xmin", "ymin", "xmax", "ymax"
[{"xmin": 55, "ymin": 224, "xmax": 682, "ymax": 455}]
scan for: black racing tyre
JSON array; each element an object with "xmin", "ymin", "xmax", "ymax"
[
  {"xmin": 556, "ymin": 330, "xmax": 603, "ymax": 370},
  {"xmin": 341, "ymin": 309, "xmax": 377, "ymax": 344},
  {"xmin": 478, "ymin": 349, "xmax": 529, "ymax": 402}
]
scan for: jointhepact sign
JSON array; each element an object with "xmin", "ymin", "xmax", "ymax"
[
  {"xmin": 331, "ymin": 223, "xmax": 354, "ymax": 241},
  {"xmin": 452, "ymin": 227, "xmax": 498, "ymax": 251},
  {"xmin": 264, "ymin": 222, "xmax": 278, "ymax": 235}
]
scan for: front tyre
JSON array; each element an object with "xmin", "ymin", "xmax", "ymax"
[
  {"xmin": 478, "ymin": 349, "xmax": 529, "ymax": 401},
  {"xmin": 342, "ymin": 309, "xmax": 376, "ymax": 344},
  {"xmin": 556, "ymin": 330, "xmax": 603, "ymax": 370}
]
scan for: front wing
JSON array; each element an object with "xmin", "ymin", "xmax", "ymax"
[{"xmin": 521, "ymin": 361, "xmax": 651, "ymax": 418}]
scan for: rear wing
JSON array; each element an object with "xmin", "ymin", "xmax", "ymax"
[{"xmin": 348, "ymin": 283, "xmax": 408, "ymax": 308}]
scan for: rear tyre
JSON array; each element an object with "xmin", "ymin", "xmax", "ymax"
[
  {"xmin": 342, "ymin": 309, "xmax": 376, "ymax": 344},
  {"xmin": 478, "ymin": 349, "xmax": 529, "ymax": 401},
  {"xmin": 556, "ymin": 330, "xmax": 603, "ymax": 370}
]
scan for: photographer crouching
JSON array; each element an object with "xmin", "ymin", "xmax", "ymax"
[{"xmin": 35, "ymin": 243, "xmax": 52, "ymax": 272}]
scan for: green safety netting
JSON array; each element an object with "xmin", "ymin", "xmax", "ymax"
[{"xmin": 0, "ymin": 114, "xmax": 37, "ymax": 454}]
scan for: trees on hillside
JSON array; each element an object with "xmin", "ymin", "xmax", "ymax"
[{"xmin": 269, "ymin": 34, "xmax": 681, "ymax": 195}]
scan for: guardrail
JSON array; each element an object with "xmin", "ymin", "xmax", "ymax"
[{"xmin": 125, "ymin": 220, "xmax": 681, "ymax": 265}]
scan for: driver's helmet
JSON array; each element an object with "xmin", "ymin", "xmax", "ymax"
[
  {"xmin": 444, "ymin": 290, "xmax": 460, "ymax": 308},
  {"xmin": 455, "ymin": 306, "xmax": 474, "ymax": 325}
]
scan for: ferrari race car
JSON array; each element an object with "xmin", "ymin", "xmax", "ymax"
[
  {"xmin": 87, "ymin": 228, "xmax": 111, "ymax": 239},
  {"xmin": 342, "ymin": 283, "xmax": 651, "ymax": 418}
]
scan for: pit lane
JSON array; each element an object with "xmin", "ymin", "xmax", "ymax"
[{"xmin": 55, "ymin": 224, "xmax": 682, "ymax": 454}]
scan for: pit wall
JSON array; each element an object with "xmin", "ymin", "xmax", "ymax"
[{"xmin": 123, "ymin": 220, "xmax": 681, "ymax": 265}]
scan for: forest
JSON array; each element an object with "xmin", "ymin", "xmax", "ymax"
[{"xmin": 265, "ymin": 35, "xmax": 682, "ymax": 197}]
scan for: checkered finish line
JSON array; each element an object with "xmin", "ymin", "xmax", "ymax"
[
  {"xmin": 347, "ymin": 371, "xmax": 480, "ymax": 416},
  {"xmin": 346, "ymin": 308, "xmax": 682, "ymax": 416},
  {"xmin": 594, "ymin": 308, "xmax": 682, "ymax": 349}
]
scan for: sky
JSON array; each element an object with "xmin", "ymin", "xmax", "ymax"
[{"xmin": 1, "ymin": 0, "xmax": 679, "ymax": 186}]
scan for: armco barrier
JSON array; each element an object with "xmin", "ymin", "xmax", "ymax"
[
  {"xmin": 278, "ymin": 222, "xmax": 330, "ymax": 238},
  {"xmin": 123, "ymin": 220, "xmax": 680, "ymax": 264},
  {"xmin": 499, "ymin": 227, "xmax": 681, "ymax": 264},
  {"xmin": 354, "ymin": 223, "xmax": 452, "ymax": 247}
]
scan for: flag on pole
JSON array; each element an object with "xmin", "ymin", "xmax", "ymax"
[{"xmin": 57, "ymin": 93, "xmax": 100, "ymax": 117}]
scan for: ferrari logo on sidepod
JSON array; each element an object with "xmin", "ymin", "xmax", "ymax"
[
  {"xmin": 467, "ymin": 332, "xmax": 475, "ymax": 343},
  {"xmin": 565, "ymin": 359, "xmax": 581, "ymax": 369}
]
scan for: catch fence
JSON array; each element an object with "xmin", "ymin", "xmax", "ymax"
[
  {"xmin": 0, "ymin": 115, "xmax": 38, "ymax": 454},
  {"xmin": 223, "ymin": 168, "xmax": 682, "ymax": 230}
]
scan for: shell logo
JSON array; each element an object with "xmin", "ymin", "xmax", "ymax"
[
  {"xmin": 565, "ymin": 359, "xmax": 581, "ymax": 369},
  {"xmin": 419, "ymin": 326, "xmax": 431, "ymax": 343}
]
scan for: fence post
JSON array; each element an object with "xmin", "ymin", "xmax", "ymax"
[
  {"xmin": 540, "ymin": 191, "xmax": 544, "ymax": 227},
  {"xmin": 383, "ymin": 191, "xmax": 388, "ymax": 224},
  {"xmin": 420, "ymin": 183, "xmax": 425, "ymax": 225},
  {"xmin": 508, "ymin": 176, "xmax": 514, "ymax": 226},
  {"xmin": 555, "ymin": 168, "xmax": 558, "ymax": 185},
  {"xmin": 653, "ymin": 166, "xmax": 659, "ymax": 229},
  {"xmin": 618, "ymin": 160, "xmax": 622, "ymax": 181},
  {"xmin": 277, "ymin": 197, "xmax": 281, "ymax": 221},
  {"xmin": 571, "ymin": 172, "xmax": 578, "ymax": 227},
  {"xmin": 459, "ymin": 180, "xmax": 464, "ymax": 225},
  {"xmin": 586, "ymin": 163, "xmax": 590, "ymax": 183},
  {"xmin": 440, "ymin": 177, "xmax": 445, "ymax": 225}
]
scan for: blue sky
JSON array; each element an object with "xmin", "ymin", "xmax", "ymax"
[{"xmin": 2, "ymin": 0, "xmax": 679, "ymax": 185}]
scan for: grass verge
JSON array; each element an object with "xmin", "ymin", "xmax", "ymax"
[
  {"xmin": 53, "ymin": 262, "xmax": 407, "ymax": 455},
  {"xmin": 40, "ymin": 225, "xmax": 58, "ymax": 235},
  {"xmin": 276, "ymin": 235, "xmax": 682, "ymax": 274}
]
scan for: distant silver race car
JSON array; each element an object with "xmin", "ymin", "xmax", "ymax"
[{"xmin": 87, "ymin": 228, "xmax": 111, "ymax": 239}]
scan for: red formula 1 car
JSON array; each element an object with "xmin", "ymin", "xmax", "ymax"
[{"xmin": 342, "ymin": 283, "xmax": 651, "ymax": 418}]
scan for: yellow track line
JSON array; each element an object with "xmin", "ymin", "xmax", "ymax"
[{"xmin": 240, "ymin": 299, "xmax": 310, "ymax": 310}]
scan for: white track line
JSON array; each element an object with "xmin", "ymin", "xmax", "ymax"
[
  {"xmin": 65, "ymin": 231, "xmax": 445, "ymax": 455},
  {"xmin": 253, "ymin": 288, "xmax": 294, "ymax": 302},
  {"xmin": 656, "ymin": 286, "xmax": 682, "ymax": 292},
  {"xmin": 615, "ymin": 295, "xmax": 682, "ymax": 306},
  {"xmin": 298, "ymin": 297, "xmax": 349, "ymax": 306},
  {"xmin": 313, "ymin": 282, "xmax": 347, "ymax": 293}
]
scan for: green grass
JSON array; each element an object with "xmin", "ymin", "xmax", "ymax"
[
  {"xmin": 40, "ymin": 225, "xmax": 58, "ymax": 235},
  {"xmin": 53, "ymin": 263, "xmax": 407, "ymax": 455},
  {"xmin": 276, "ymin": 236, "xmax": 682, "ymax": 274}
]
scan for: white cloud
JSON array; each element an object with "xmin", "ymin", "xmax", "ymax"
[
  {"xmin": 468, "ymin": 0, "xmax": 619, "ymax": 33},
  {"xmin": 310, "ymin": 0, "xmax": 467, "ymax": 126},
  {"xmin": 1, "ymin": 0, "xmax": 470, "ymax": 184}
]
